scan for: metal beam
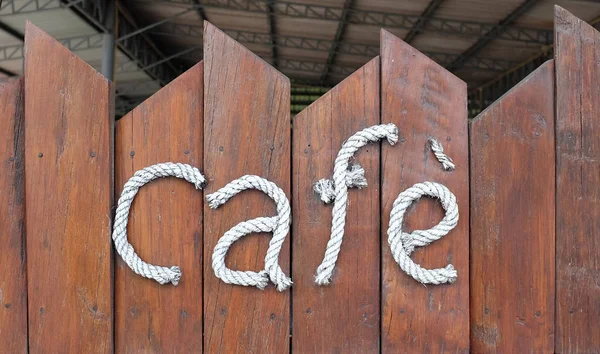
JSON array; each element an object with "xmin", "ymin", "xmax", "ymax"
[
  {"xmin": 149, "ymin": 25, "xmax": 519, "ymax": 72},
  {"xmin": 0, "ymin": 33, "xmax": 105, "ymax": 62},
  {"xmin": 190, "ymin": 0, "xmax": 207, "ymax": 21},
  {"xmin": 446, "ymin": 0, "xmax": 539, "ymax": 72},
  {"xmin": 267, "ymin": 0, "xmax": 278, "ymax": 68},
  {"xmin": 320, "ymin": 0, "xmax": 353, "ymax": 83},
  {"xmin": 0, "ymin": 29, "xmax": 519, "ymax": 73},
  {"xmin": 66, "ymin": 0, "xmax": 181, "ymax": 85},
  {"xmin": 404, "ymin": 0, "xmax": 444, "ymax": 44},
  {"xmin": 132, "ymin": 0, "xmax": 553, "ymax": 45}
]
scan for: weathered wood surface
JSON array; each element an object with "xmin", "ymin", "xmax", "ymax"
[
  {"xmin": 24, "ymin": 23, "xmax": 114, "ymax": 353},
  {"xmin": 380, "ymin": 29, "xmax": 470, "ymax": 353},
  {"xmin": 292, "ymin": 58, "xmax": 380, "ymax": 352},
  {"xmin": 555, "ymin": 6, "xmax": 600, "ymax": 353},
  {"xmin": 114, "ymin": 63, "xmax": 204, "ymax": 352},
  {"xmin": 203, "ymin": 22, "xmax": 291, "ymax": 353},
  {"xmin": 0, "ymin": 79, "xmax": 27, "ymax": 353},
  {"xmin": 470, "ymin": 61, "xmax": 555, "ymax": 353}
]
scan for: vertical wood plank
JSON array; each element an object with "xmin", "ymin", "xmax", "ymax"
[
  {"xmin": 0, "ymin": 79, "xmax": 27, "ymax": 353},
  {"xmin": 114, "ymin": 63, "xmax": 204, "ymax": 353},
  {"xmin": 203, "ymin": 23, "xmax": 291, "ymax": 353},
  {"xmin": 292, "ymin": 58, "xmax": 380, "ymax": 352},
  {"xmin": 24, "ymin": 23, "xmax": 114, "ymax": 353},
  {"xmin": 380, "ymin": 30, "xmax": 469, "ymax": 353},
  {"xmin": 470, "ymin": 61, "xmax": 555, "ymax": 353},
  {"xmin": 555, "ymin": 7, "xmax": 600, "ymax": 353}
]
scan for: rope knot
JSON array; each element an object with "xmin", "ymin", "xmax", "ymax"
[{"xmin": 314, "ymin": 164, "xmax": 367, "ymax": 204}]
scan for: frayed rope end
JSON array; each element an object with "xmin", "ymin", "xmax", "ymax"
[
  {"xmin": 167, "ymin": 266, "xmax": 182, "ymax": 286},
  {"xmin": 205, "ymin": 192, "xmax": 223, "ymax": 209},
  {"xmin": 255, "ymin": 270, "xmax": 270, "ymax": 290},
  {"xmin": 444, "ymin": 264, "xmax": 457, "ymax": 284},
  {"xmin": 314, "ymin": 268, "xmax": 333, "ymax": 286},
  {"xmin": 314, "ymin": 179, "xmax": 335, "ymax": 204},
  {"xmin": 384, "ymin": 123, "xmax": 399, "ymax": 145},
  {"xmin": 314, "ymin": 164, "xmax": 368, "ymax": 204},
  {"xmin": 346, "ymin": 164, "xmax": 367, "ymax": 189}
]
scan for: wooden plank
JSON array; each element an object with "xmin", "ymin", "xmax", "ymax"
[
  {"xmin": 114, "ymin": 63, "xmax": 204, "ymax": 352},
  {"xmin": 554, "ymin": 7, "xmax": 600, "ymax": 353},
  {"xmin": 292, "ymin": 58, "xmax": 380, "ymax": 352},
  {"xmin": 380, "ymin": 29, "xmax": 469, "ymax": 353},
  {"xmin": 0, "ymin": 79, "xmax": 26, "ymax": 353},
  {"xmin": 203, "ymin": 22, "xmax": 291, "ymax": 353},
  {"xmin": 470, "ymin": 61, "xmax": 555, "ymax": 353},
  {"xmin": 24, "ymin": 23, "xmax": 114, "ymax": 353}
]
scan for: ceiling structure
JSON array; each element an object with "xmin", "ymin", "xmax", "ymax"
[{"xmin": 1, "ymin": 0, "xmax": 600, "ymax": 117}]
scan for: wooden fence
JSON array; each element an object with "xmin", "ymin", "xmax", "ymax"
[{"xmin": 0, "ymin": 5, "xmax": 598, "ymax": 353}]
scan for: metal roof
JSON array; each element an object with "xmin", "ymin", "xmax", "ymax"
[{"xmin": 1, "ymin": 0, "xmax": 600, "ymax": 116}]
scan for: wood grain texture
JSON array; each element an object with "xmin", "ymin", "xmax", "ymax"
[
  {"xmin": 114, "ymin": 62, "xmax": 204, "ymax": 353},
  {"xmin": 0, "ymin": 79, "xmax": 27, "ymax": 353},
  {"xmin": 380, "ymin": 29, "xmax": 469, "ymax": 353},
  {"xmin": 470, "ymin": 61, "xmax": 555, "ymax": 353},
  {"xmin": 24, "ymin": 23, "xmax": 114, "ymax": 353},
  {"xmin": 554, "ymin": 7, "xmax": 600, "ymax": 353},
  {"xmin": 292, "ymin": 58, "xmax": 380, "ymax": 353},
  {"xmin": 203, "ymin": 22, "xmax": 291, "ymax": 353}
]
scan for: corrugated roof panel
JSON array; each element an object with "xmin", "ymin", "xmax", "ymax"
[
  {"xmin": 344, "ymin": 25, "xmax": 407, "ymax": 43},
  {"xmin": 278, "ymin": 47, "xmax": 329, "ymax": 61},
  {"xmin": 354, "ymin": 0, "xmax": 427, "ymax": 13},
  {"xmin": 276, "ymin": 17, "xmax": 338, "ymax": 39},
  {"xmin": 435, "ymin": 0, "xmax": 523, "ymax": 22},
  {"xmin": 516, "ymin": 0, "xmax": 600, "ymax": 27},
  {"xmin": 411, "ymin": 32, "xmax": 477, "ymax": 53},
  {"xmin": 204, "ymin": 9, "xmax": 269, "ymax": 33}
]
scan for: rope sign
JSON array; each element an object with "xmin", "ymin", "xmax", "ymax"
[
  {"xmin": 112, "ymin": 163, "xmax": 206, "ymax": 285},
  {"xmin": 207, "ymin": 175, "xmax": 292, "ymax": 291},
  {"xmin": 387, "ymin": 182, "xmax": 458, "ymax": 284},
  {"xmin": 313, "ymin": 125, "xmax": 460, "ymax": 286},
  {"xmin": 313, "ymin": 124, "xmax": 399, "ymax": 285},
  {"xmin": 111, "ymin": 124, "xmax": 460, "ymax": 289}
]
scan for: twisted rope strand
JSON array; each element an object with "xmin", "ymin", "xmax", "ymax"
[
  {"xmin": 112, "ymin": 162, "xmax": 206, "ymax": 285},
  {"xmin": 429, "ymin": 138, "xmax": 455, "ymax": 171},
  {"xmin": 387, "ymin": 181, "xmax": 459, "ymax": 285},
  {"xmin": 207, "ymin": 175, "xmax": 292, "ymax": 291},
  {"xmin": 314, "ymin": 123, "xmax": 399, "ymax": 285}
]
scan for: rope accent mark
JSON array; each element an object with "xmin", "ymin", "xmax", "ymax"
[
  {"xmin": 313, "ymin": 123, "xmax": 399, "ymax": 285},
  {"xmin": 207, "ymin": 175, "xmax": 292, "ymax": 291},
  {"xmin": 112, "ymin": 162, "xmax": 206, "ymax": 285},
  {"xmin": 429, "ymin": 138, "xmax": 455, "ymax": 171},
  {"xmin": 387, "ymin": 181, "xmax": 459, "ymax": 285}
]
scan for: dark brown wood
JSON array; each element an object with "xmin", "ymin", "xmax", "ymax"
[
  {"xmin": 203, "ymin": 22, "xmax": 291, "ymax": 353},
  {"xmin": 292, "ymin": 58, "xmax": 380, "ymax": 352},
  {"xmin": 24, "ymin": 23, "xmax": 114, "ymax": 353},
  {"xmin": 555, "ymin": 6, "xmax": 600, "ymax": 353},
  {"xmin": 114, "ymin": 63, "xmax": 204, "ymax": 352},
  {"xmin": 470, "ymin": 61, "xmax": 555, "ymax": 353},
  {"xmin": 380, "ymin": 29, "xmax": 469, "ymax": 353},
  {"xmin": 0, "ymin": 79, "xmax": 26, "ymax": 353}
]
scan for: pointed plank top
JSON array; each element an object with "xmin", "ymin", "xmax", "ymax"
[{"xmin": 25, "ymin": 21, "xmax": 110, "ymax": 83}]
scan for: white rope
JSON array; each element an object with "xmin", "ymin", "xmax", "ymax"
[
  {"xmin": 387, "ymin": 181, "xmax": 459, "ymax": 285},
  {"xmin": 112, "ymin": 162, "xmax": 206, "ymax": 285},
  {"xmin": 313, "ymin": 123, "xmax": 399, "ymax": 285},
  {"xmin": 207, "ymin": 175, "xmax": 292, "ymax": 291},
  {"xmin": 429, "ymin": 138, "xmax": 455, "ymax": 171}
]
